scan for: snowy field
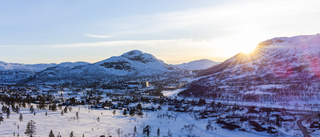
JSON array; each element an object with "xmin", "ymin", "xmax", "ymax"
[{"xmin": 0, "ymin": 104, "xmax": 285, "ymax": 137}]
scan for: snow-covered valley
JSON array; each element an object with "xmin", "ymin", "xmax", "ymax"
[{"xmin": 1, "ymin": 34, "xmax": 320, "ymax": 137}]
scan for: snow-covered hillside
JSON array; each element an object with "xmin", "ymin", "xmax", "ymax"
[
  {"xmin": 200, "ymin": 34, "xmax": 320, "ymax": 78},
  {"xmin": 0, "ymin": 61, "xmax": 57, "ymax": 72},
  {"xmin": 54, "ymin": 61, "xmax": 89, "ymax": 68},
  {"xmin": 96, "ymin": 50, "xmax": 173, "ymax": 76},
  {"xmin": 171, "ymin": 59, "xmax": 219, "ymax": 70},
  {"xmin": 0, "ymin": 70, "xmax": 35, "ymax": 84},
  {"xmin": 0, "ymin": 61, "xmax": 89, "ymax": 83},
  {"xmin": 181, "ymin": 34, "xmax": 320, "ymax": 101},
  {"xmin": 26, "ymin": 50, "xmax": 177, "ymax": 84}
]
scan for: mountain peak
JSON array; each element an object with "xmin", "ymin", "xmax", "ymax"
[
  {"xmin": 122, "ymin": 50, "xmax": 144, "ymax": 56},
  {"xmin": 121, "ymin": 50, "xmax": 157, "ymax": 63}
]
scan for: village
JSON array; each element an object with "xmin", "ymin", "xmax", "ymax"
[{"xmin": 1, "ymin": 83, "xmax": 320, "ymax": 137}]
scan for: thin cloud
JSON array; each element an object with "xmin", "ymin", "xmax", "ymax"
[
  {"xmin": 101, "ymin": 0, "xmax": 320, "ymax": 37},
  {"xmin": 50, "ymin": 39, "xmax": 213, "ymax": 48},
  {"xmin": 0, "ymin": 39, "xmax": 212, "ymax": 48},
  {"xmin": 84, "ymin": 34, "xmax": 113, "ymax": 38}
]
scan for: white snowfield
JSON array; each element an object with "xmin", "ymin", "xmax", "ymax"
[{"xmin": 1, "ymin": 104, "xmax": 277, "ymax": 137}]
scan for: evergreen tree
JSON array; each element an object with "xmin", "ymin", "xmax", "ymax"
[
  {"xmin": 49, "ymin": 130, "xmax": 54, "ymax": 137},
  {"xmin": 0, "ymin": 116, "xmax": 3, "ymax": 123},
  {"xmin": 22, "ymin": 102, "xmax": 26, "ymax": 108},
  {"xmin": 276, "ymin": 116, "xmax": 281, "ymax": 127},
  {"xmin": 129, "ymin": 109, "xmax": 135, "ymax": 116},
  {"xmin": 6, "ymin": 108, "xmax": 10, "ymax": 118},
  {"xmin": 134, "ymin": 126, "xmax": 137, "ymax": 133},
  {"xmin": 64, "ymin": 106, "xmax": 68, "ymax": 113},
  {"xmin": 97, "ymin": 117, "xmax": 100, "ymax": 122},
  {"xmin": 137, "ymin": 103, "xmax": 142, "ymax": 111},
  {"xmin": 76, "ymin": 112, "xmax": 79, "ymax": 120},
  {"xmin": 29, "ymin": 105, "xmax": 34, "ymax": 113},
  {"xmin": 50, "ymin": 104, "xmax": 57, "ymax": 112},
  {"xmin": 157, "ymin": 128, "xmax": 160, "ymax": 136},
  {"xmin": 203, "ymin": 99, "xmax": 206, "ymax": 105},
  {"xmin": 69, "ymin": 131, "xmax": 75, "ymax": 137},
  {"xmin": 1, "ymin": 106, "xmax": 6, "ymax": 113},
  {"xmin": 123, "ymin": 109, "xmax": 127, "ymax": 115},
  {"xmin": 143, "ymin": 125, "xmax": 151, "ymax": 136},
  {"xmin": 19, "ymin": 114, "xmax": 23, "ymax": 122},
  {"xmin": 25, "ymin": 120, "xmax": 36, "ymax": 137}
]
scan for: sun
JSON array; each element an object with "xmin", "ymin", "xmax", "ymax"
[
  {"xmin": 240, "ymin": 45, "xmax": 257, "ymax": 54},
  {"xmin": 235, "ymin": 35, "xmax": 260, "ymax": 54}
]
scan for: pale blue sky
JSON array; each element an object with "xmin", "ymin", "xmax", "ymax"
[{"xmin": 1, "ymin": 0, "xmax": 320, "ymax": 64}]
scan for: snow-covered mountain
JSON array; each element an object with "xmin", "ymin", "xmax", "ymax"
[
  {"xmin": 0, "ymin": 70, "xmax": 35, "ymax": 84},
  {"xmin": 0, "ymin": 61, "xmax": 89, "ymax": 83},
  {"xmin": 0, "ymin": 61, "xmax": 57, "ymax": 72},
  {"xmin": 200, "ymin": 34, "xmax": 320, "ymax": 78},
  {"xmin": 96, "ymin": 50, "xmax": 173, "ymax": 76},
  {"xmin": 180, "ymin": 34, "xmax": 320, "ymax": 100},
  {"xmin": 25, "ymin": 50, "xmax": 176, "ymax": 84},
  {"xmin": 171, "ymin": 59, "xmax": 219, "ymax": 70}
]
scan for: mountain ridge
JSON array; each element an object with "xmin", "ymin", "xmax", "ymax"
[
  {"xmin": 179, "ymin": 34, "xmax": 320, "ymax": 101},
  {"xmin": 23, "ymin": 50, "xmax": 178, "ymax": 84},
  {"xmin": 171, "ymin": 59, "xmax": 219, "ymax": 71}
]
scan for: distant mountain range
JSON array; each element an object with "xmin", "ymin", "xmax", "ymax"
[
  {"xmin": 0, "ymin": 50, "xmax": 187, "ymax": 84},
  {"xmin": 179, "ymin": 34, "xmax": 320, "ymax": 101},
  {"xmin": 171, "ymin": 59, "xmax": 219, "ymax": 71},
  {"xmin": 0, "ymin": 61, "xmax": 90, "ymax": 72},
  {"xmin": 0, "ymin": 50, "xmax": 220, "ymax": 84}
]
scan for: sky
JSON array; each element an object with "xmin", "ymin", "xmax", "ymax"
[{"xmin": 1, "ymin": 0, "xmax": 320, "ymax": 64}]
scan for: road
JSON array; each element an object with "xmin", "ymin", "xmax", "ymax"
[{"xmin": 297, "ymin": 114, "xmax": 317, "ymax": 137}]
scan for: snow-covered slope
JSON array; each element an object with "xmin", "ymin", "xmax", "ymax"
[
  {"xmin": 0, "ymin": 70, "xmax": 35, "ymax": 83},
  {"xmin": 0, "ymin": 61, "xmax": 89, "ymax": 83},
  {"xmin": 0, "ymin": 61, "xmax": 57, "ymax": 72},
  {"xmin": 26, "ymin": 50, "xmax": 175, "ymax": 84},
  {"xmin": 171, "ymin": 59, "xmax": 219, "ymax": 70},
  {"xmin": 201, "ymin": 34, "xmax": 320, "ymax": 78},
  {"xmin": 181, "ymin": 34, "xmax": 320, "ymax": 99},
  {"xmin": 55, "ymin": 61, "xmax": 89, "ymax": 68}
]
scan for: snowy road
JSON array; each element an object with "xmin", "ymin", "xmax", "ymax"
[{"xmin": 297, "ymin": 114, "xmax": 317, "ymax": 137}]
